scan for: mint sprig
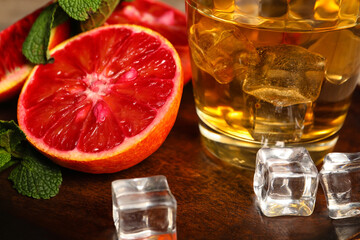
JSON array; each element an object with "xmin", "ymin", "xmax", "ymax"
[
  {"xmin": 0, "ymin": 149, "xmax": 12, "ymax": 168},
  {"xmin": 8, "ymin": 145, "xmax": 62, "ymax": 199},
  {"xmin": 0, "ymin": 120, "xmax": 62, "ymax": 199},
  {"xmin": 59, "ymin": 0, "xmax": 102, "ymax": 21},
  {"xmin": 22, "ymin": 3, "xmax": 60, "ymax": 64},
  {"xmin": 0, "ymin": 119, "xmax": 26, "ymax": 154},
  {"xmin": 80, "ymin": 0, "xmax": 120, "ymax": 31},
  {"xmin": 22, "ymin": 0, "xmax": 129, "ymax": 65}
]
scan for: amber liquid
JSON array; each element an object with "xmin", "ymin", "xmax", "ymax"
[{"xmin": 186, "ymin": 0, "xmax": 360, "ymax": 168}]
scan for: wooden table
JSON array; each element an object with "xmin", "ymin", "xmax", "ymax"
[
  {"xmin": 1, "ymin": 84, "xmax": 360, "ymax": 240},
  {"xmin": 2, "ymin": 1, "xmax": 360, "ymax": 239}
]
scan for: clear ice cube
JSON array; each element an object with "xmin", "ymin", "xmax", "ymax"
[
  {"xmin": 243, "ymin": 94, "xmax": 312, "ymax": 142},
  {"xmin": 253, "ymin": 147, "xmax": 319, "ymax": 217},
  {"xmin": 242, "ymin": 45, "xmax": 325, "ymax": 142},
  {"xmin": 309, "ymin": 30, "xmax": 360, "ymax": 85},
  {"xmin": 189, "ymin": 16, "xmax": 258, "ymax": 84},
  {"xmin": 319, "ymin": 152, "xmax": 360, "ymax": 219},
  {"xmin": 112, "ymin": 176, "xmax": 177, "ymax": 240},
  {"xmin": 243, "ymin": 44, "xmax": 325, "ymax": 105}
]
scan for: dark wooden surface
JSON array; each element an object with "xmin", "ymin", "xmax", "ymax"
[{"xmin": 0, "ymin": 84, "xmax": 360, "ymax": 240}]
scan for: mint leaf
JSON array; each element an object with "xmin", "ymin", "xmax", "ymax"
[
  {"xmin": 0, "ymin": 148, "xmax": 11, "ymax": 169},
  {"xmin": 53, "ymin": 6, "xmax": 70, "ymax": 28},
  {"xmin": 22, "ymin": 3, "xmax": 58, "ymax": 64},
  {"xmin": 0, "ymin": 120, "xmax": 62, "ymax": 199},
  {"xmin": 8, "ymin": 145, "xmax": 62, "ymax": 199},
  {"xmin": 59, "ymin": 0, "xmax": 101, "ymax": 21},
  {"xmin": 0, "ymin": 160, "xmax": 18, "ymax": 172},
  {"xmin": 80, "ymin": 0, "xmax": 120, "ymax": 31},
  {"xmin": 0, "ymin": 121, "xmax": 23, "ymax": 172},
  {"xmin": 0, "ymin": 120, "xmax": 26, "ymax": 155}
]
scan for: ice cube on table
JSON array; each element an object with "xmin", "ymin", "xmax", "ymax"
[
  {"xmin": 112, "ymin": 176, "xmax": 177, "ymax": 240},
  {"xmin": 319, "ymin": 152, "xmax": 360, "ymax": 219},
  {"xmin": 189, "ymin": 16, "xmax": 258, "ymax": 84},
  {"xmin": 253, "ymin": 147, "xmax": 319, "ymax": 217}
]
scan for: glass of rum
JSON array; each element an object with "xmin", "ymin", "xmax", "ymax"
[{"xmin": 186, "ymin": 0, "xmax": 360, "ymax": 169}]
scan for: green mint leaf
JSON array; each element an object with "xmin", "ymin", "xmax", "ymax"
[
  {"xmin": 53, "ymin": 6, "xmax": 70, "ymax": 28},
  {"xmin": 0, "ymin": 120, "xmax": 62, "ymax": 199},
  {"xmin": 22, "ymin": 3, "xmax": 58, "ymax": 64},
  {"xmin": 0, "ymin": 159, "xmax": 19, "ymax": 172},
  {"xmin": 80, "ymin": 0, "xmax": 120, "ymax": 31},
  {"xmin": 0, "ymin": 120, "xmax": 26, "ymax": 154},
  {"xmin": 8, "ymin": 145, "xmax": 62, "ymax": 199},
  {"xmin": 59, "ymin": 0, "xmax": 101, "ymax": 21},
  {"xmin": 0, "ymin": 148, "xmax": 12, "ymax": 169}
]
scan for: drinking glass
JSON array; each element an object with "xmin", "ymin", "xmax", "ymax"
[{"xmin": 186, "ymin": 0, "xmax": 360, "ymax": 168}]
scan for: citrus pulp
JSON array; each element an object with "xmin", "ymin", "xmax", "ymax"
[
  {"xmin": 0, "ymin": 7, "xmax": 70, "ymax": 102},
  {"xmin": 18, "ymin": 24, "xmax": 183, "ymax": 173},
  {"xmin": 106, "ymin": 0, "xmax": 192, "ymax": 84}
]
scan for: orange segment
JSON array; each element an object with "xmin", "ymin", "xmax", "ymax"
[
  {"xmin": 18, "ymin": 25, "xmax": 183, "ymax": 173},
  {"xmin": 0, "ymin": 6, "xmax": 70, "ymax": 102},
  {"xmin": 106, "ymin": 0, "xmax": 192, "ymax": 84}
]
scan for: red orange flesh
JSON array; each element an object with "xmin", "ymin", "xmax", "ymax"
[
  {"xmin": 0, "ymin": 7, "xmax": 70, "ymax": 102},
  {"xmin": 18, "ymin": 25, "xmax": 183, "ymax": 173},
  {"xmin": 106, "ymin": 0, "xmax": 192, "ymax": 84}
]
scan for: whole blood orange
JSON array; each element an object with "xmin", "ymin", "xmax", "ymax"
[
  {"xmin": 106, "ymin": 0, "xmax": 192, "ymax": 84},
  {"xmin": 18, "ymin": 25, "xmax": 183, "ymax": 174},
  {"xmin": 0, "ymin": 7, "xmax": 70, "ymax": 102}
]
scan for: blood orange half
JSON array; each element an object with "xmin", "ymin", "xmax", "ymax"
[
  {"xmin": 0, "ymin": 7, "xmax": 70, "ymax": 102},
  {"xmin": 18, "ymin": 25, "xmax": 183, "ymax": 173},
  {"xmin": 106, "ymin": 0, "xmax": 192, "ymax": 84}
]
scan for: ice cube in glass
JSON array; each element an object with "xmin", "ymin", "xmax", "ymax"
[
  {"xmin": 188, "ymin": 16, "xmax": 258, "ymax": 84},
  {"xmin": 319, "ymin": 152, "xmax": 360, "ymax": 219},
  {"xmin": 243, "ymin": 94, "xmax": 312, "ymax": 142},
  {"xmin": 112, "ymin": 176, "xmax": 177, "ymax": 240},
  {"xmin": 243, "ymin": 44, "xmax": 325, "ymax": 104},
  {"xmin": 253, "ymin": 147, "xmax": 319, "ymax": 217},
  {"xmin": 242, "ymin": 45, "xmax": 324, "ymax": 142}
]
